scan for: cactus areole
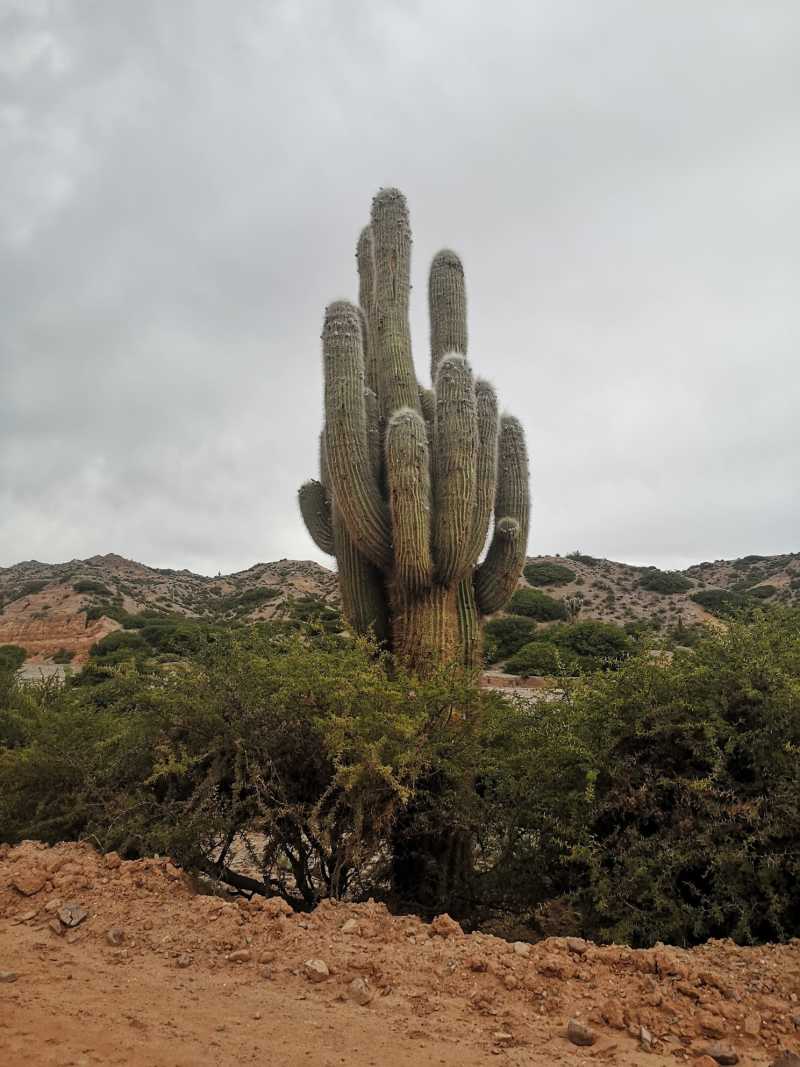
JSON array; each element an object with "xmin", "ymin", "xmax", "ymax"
[{"xmin": 299, "ymin": 189, "xmax": 530, "ymax": 672}]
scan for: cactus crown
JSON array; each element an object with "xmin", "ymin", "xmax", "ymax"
[{"xmin": 299, "ymin": 189, "xmax": 530, "ymax": 671}]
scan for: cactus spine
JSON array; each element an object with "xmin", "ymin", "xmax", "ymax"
[{"xmin": 299, "ymin": 189, "xmax": 530, "ymax": 672}]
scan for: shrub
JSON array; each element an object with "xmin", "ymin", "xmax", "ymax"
[
  {"xmin": 691, "ymin": 589, "xmax": 757, "ymax": 617},
  {"xmin": 483, "ymin": 616, "xmax": 538, "ymax": 662},
  {"xmin": 508, "ymin": 588, "xmax": 567, "ymax": 621},
  {"xmin": 523, "ymin": 562, "xmax": 576, "ymax": 587},
  {"xmin": 73, "ymin": 580, "xmax": 113, "ymax": 596},
  {"xmin": 0, "ymin": 645, "xmax": 26, "ymax": 671},
  {"xmin": 747, "ymin": 585, "xmax": 777, "ymax": 600},
  {"xmin": 566, "ymin": 551, "xmax": 599, "ymax": 566},
  {"xmin": 638, "ymin": 570, "xmax": 693, "ymax": 594},
  {"xmin": 545, "ymin": 621, "xmax": 632, "ymax": 670},
  {"xmin": 505, "ymin": 641, "xmax": 576, "ymax": 676},
  {"xmin": 51, "ymin": 649, "xmax": 75, "ymax": 664}
]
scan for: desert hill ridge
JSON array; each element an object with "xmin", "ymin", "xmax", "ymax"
[{"xmin": 0, "ymin": 549, "xmax": 798, "ymax": 666}]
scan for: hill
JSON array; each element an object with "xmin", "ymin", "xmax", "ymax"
[{"xmin": 0, "ymin": 549, "xmax": 797, "ymax": 667}]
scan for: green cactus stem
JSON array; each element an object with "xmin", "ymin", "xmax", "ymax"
[{"xmin": 299, "ymin": 189, "xmax": 530, "ymax": 672}]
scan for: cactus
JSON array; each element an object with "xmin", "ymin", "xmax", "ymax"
[{"xmin": 299, "ymin": 189, "xmax": 530, "ymax": 672}]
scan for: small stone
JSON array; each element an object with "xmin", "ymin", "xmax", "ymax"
[
  {"xmin": 640, "ymin": 1024, "xmax": 654, "ymax": 1050},
  {"xmin": 43, "ymin": 899, "xmax": 61, "ymax": 913},
  {"xmin": 104, "ymin": 852, "xmax": 121, "ymax": 869},
  {"xmin": 348, "ymin": 976, "xmax": 373, "ymax": 1006},
  {"xmin": 47, "ymin": 919, "xmax": 63, "ymax": 937},
  {"xmin": 430, "ymin": 913, "xmax": 462, "ymax": 939},
  {"xmin": 467, "ymin": 956, "xmax": 488, "ymax": 973},
  {"xmin": 565, "ymin": 937, "xmax": 588, "ymax": 955},
  {"xmin": 502, "ymin": 973, "xmax": 519, "ymax": 991},
  {"xmin": 11, "ymin": 871, "xmax": 47, "ymax": 896},
  {"xmin": 601, "ymin": 998, "xmax": 625, "ymax": 1030},
  {"xmin": 106, "ymin": 928, "xmax": 125, "ymax": 946},
  {"xmin": 58, "ymin": 902, "xmax": 88, "ymax": 928},
  {"xmin": 743, "ymin": 1012, "xmax": 761, "ymax": 1037},
  {"xmin": 697, "ymin": 1012, "xmax": 726, "ymax": 1038},
  {"xmin": 228, "ymin": 949, "xmax": 252, "ymax": 964},
  {"xmin": 262, "ymin": 896, "xmax": 294, "ymax": 918},
  {"xmin": 704, "ymin": 1043, "xmax": 739, "ymax": 1066},
  {"xmin": 12, "ymin": 910, "xmax": 38, "ymax": 924},
  {"xmin": 176, "ymin": 954, "xmax": 192, "ymax": 969},
  {"xmin": 303, "ymin": 958, "xmax": 329, "ymax": 983},
  {"xmin": 567, "ymin": 1018, "xmax": 595, "ymax": 1047},
  {"xmin": 492, "ymin": 1031, "xmax": 513, "ymax": 1046},
  {"xmin": 164, "ymin": 862, "xmax": 181, "ymax": 879},
  {"xmin": 512, "ymin": 941, "xmax": 531, "ymax": 957},
  {"xmin": 0, "ymin": 971, "xmax": 18, "ymax": 983},
  {"xmin": 341, "ymin": 918, "xmax": 359, "ymax": 935}
]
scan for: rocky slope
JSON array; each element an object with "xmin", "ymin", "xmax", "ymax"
[
  {"xmin": 2, "ymin": 840, "xmax": 799, "ymax": 1066},
  {"xmin": 0, "ymin": 550, "xmax": 797, "ymax": 666}
]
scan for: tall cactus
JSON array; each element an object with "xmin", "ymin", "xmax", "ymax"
[{"xmin": 299, "ymin": 189, "xmax": 530, "ymax": 672}]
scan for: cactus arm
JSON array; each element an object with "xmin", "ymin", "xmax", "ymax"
[
  {"xmin": 429, "ymin": 249, "xmax": 467, "ymax": 384},
  {"xmin": 298, "ymin": 479, "xmax": 334, "ymax": 556},
  {"xmin": 356, "ymin": 227, "xmax": 379, "ymax": 395},
  {"xmin": 418, "ymin": 385, "xmax": 436, "ymax": 435},
  {"xmin": 333, "ymin": 507, "xmax": 389, "ymax": 643},
  {"xmin": 323, "ymin": 301, "xmax": 391, "ymax": 568},
  {"xmin": 386, "ymin": 408, "xmax": 433, "ymax": 593},
  {"xmin": 364, "ymin": 386, "xmax": 382, "ymax": 481},
  {"xmin": 463, "ymin": 378, "xmax": 499, "ymax": 563},
  {"xmin": 457, "ymin": 575, "xmax": 481, "ymax": 668},
  {"xmin": 432, "ymin": 355, "xmax": 478, "ymax": 584},
  {"xmin": 371, "ymin": 188, "xmax": 420, "ymax": 419},
  {"xmin": 474, "ymin": 414, "xmax": 529, "ymax": 615}
]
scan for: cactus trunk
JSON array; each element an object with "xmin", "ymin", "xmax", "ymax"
[{"xmin": 299, "ymin": 189, "xmax": 530, "ymax": 674}]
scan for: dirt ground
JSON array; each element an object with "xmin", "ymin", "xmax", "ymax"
[{"xmin": 2, "ymin": 842, "xmax": 799, "ymax": 1067}]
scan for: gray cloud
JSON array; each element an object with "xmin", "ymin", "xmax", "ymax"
[{"xmin": 2, "ymin": 0, "xmax": 798, "ymax": 574}]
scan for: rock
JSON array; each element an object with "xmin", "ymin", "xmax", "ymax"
[
  {"xmin": 502, "ymin": 973, "xmax": 519, "ymax": 991},
  {"xmin": 0, "ymin": 971, "xmax": 18, "ymax": 983},
  {"xmin": 566, "ymin": 1019, "xmax": 595, "ymax": 1047},
  {"xmin": 47, "ymin": 919, "xmax": 63, "ymax": 937},
  {"xmin": 43, "ymin": 899, "xmax": 61, "ymax": 913},
  {"xmin": 164, "ymin": 862, "xmax": 181, "ymax": 879},
  {"xmin": 703, "ymin": 1043, "xmax": 739, "ymax": 1066},
  {"xmin": 106, "ymin": 928, "xmax": 125, "ymax": 946},
  {"xmin": 341, "ymin": 918, "xmax": 360, "ymax": 935},
  {"xmin": 492, "ymin": 1031, "xmax": 513, "ymax": 1046},
  {"xmin": 467, "ymin": 956, "xmax": 488, "ymax": 973},
  {"xmin": 12, "ymin": 909, "xmax": 38, "ymax": 924},
  {"xmin": 228, "ymin": 949, "xmax": 252, "ymax": 964},
  {"xmin": 430, "ymin": 913, "xmax": 462, "ymax": 939},
  {"xmin": 743, "ymin": 1012, "xmax": 761, "ymax": 1037},
  {"xmin": 58, "ymin": 902, "xmax": 88, "ymax": 928},
  {"xmin": 176, "ymin": 954, "xmax": 192, "ymax": 969},
  {"xmin": 770, "ymin": 1056, "xmax": 800, "ymax": 1067},
  {"xmin": 640, "ymin": 1024, "xmax": 654, "ymax": 1050},
  {"xmin": 566, "ymin": 937, "xmax": 588, "ymax": 955},
  {"xmin": 512, "ymin": 941, "xmax": 531, "ymax": 957},
  {"xmin": 601, "ymin": 998, "xmax": 626, "ymax": 1030},
  {"xmin": 697, "ymin": 1012, "xmax": 726, "ymax": 1038},
  {"xmin": 348, "ymin": 977, "xmax": 373, "ymax": 1006},
  {"xmin": 263, "ymin": 896, "xmax": 294, "ymax": 918},
  {"xmin": 11, "ymin": 870, "xmax": 47, "ymax": 896},
  {"xmin": 104, "ymin": 852, "xmax": 121, "ymax": 869},
  {"xmin": 303, "ymin": 959, "xmax": 329, "ymax": 983}
]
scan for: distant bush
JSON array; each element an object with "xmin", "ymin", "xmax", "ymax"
[
  {"xmin": 0, "ymin": 645, "xmax": 26, "ymax": 671},
  {"xmin": 506, "ymin": 640, "xmax": 575, "ymax": 676},
  {"xmin": 508, "ymin": 588, "xmax": 567, "ymax": 621},
  {"xmin": 51, "ymin": 649, "xmax": 75, "ymax": 664},
  {"xmin": 73, "ymin": 580, "xmax": 112, "ymax": 596},
  {"xmin": 213, "ymin": 586, "xmax": 280, "ymax": 614},
  {"xmin": 545, "ymin": 621, "xmax": 632, "ymax": 671},
  {"xmin": 523, "ymin": 562, "xmax": 576, "ymax": 587},
  {"xmin": 12, "ymin": 580, "xmax": 49, "ymax": 601},
  {"xmin": 483, "ymin": 616, "xmax": 538, "ymax": 662},
  {"xmin": 691, "ymin": 589, "xmax": 757, "ymax": 617},
  {"xmin": 566, "ymin": 551, "xmax": 599, "ymax": 566},
  {"xmin": 747, "ymin": 585, "xmax": 777, "ymax": 600},
  {"xmin": 638, "ymin": 570, "xmax": 693, "ymax": 594}
]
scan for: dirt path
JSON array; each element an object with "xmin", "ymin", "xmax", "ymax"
[{"xmin": 2, "ymin": 842, "xmax": 798, "ymax": 1067}]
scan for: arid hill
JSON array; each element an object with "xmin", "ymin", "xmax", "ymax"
[{"xmin": 0, "ymin": 550, "xmax": 797, "ymax": 666}]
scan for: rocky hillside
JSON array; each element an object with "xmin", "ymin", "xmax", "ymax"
[
  {"xmin": 0, "ymin": 554, "xmax": 337, "ymax": 664},
  {"xmin": 0, "ymin": 549, "xmax": 797, "ymax": 666}
]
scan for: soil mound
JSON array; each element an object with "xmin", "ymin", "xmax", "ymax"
[{"xmin": 2, "ymin": 841, "xmax": 799, "ymax": 1066}]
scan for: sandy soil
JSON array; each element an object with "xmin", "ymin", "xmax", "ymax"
[{"xmin": 2, "ymin": 841, "xmax": 799, "ymax": 1067}]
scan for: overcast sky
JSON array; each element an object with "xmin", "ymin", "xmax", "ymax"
[{"xmin": 1, "ymin": 1, "xmax": 798, "ymax": 575}]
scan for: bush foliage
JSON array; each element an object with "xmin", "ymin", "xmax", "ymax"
[
  {"xmin": 638, "ymin": 569, "xmax": 693, "ymax": 594},
  {"xmin": 2, "ymin": 610, "xmax": 800, "ymax": 949},
  {"xmin": 508, "ymin": 587, "xmax": 567, "ymax": 621},
  {"xmin": 523, "ymin": 562, "xmax": 576, "ymax": 587}
]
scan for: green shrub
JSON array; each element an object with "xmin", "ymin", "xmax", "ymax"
[
  {"xmin": 51, "ymin": 649, "xmax": 75, "ymax": 664},
  {"xmin": 507, "ymin": 588, "xmax": 567, "ymax": 621},
  {"xmin": 483, "ymin": 616, "xmax": 538, "ymax": 662},
  {"xmin": 505, "ymin": 641, "xmax": 575, "ymax": 675},
  {"xmin": 747, "ymin": 585, "xmax": 777, "ymax": 600},
  {"xmin": 73, "ymin": 580, "xmax": 112, "ymax": 596},
  {"xmin": 544, "ymin": 621, "xmax": 632, "ymax": 670},
  {"xmin": 523, "ymin": 562, "xmax": 576, "ymax": 587},
  {"xmin": 638, "ymin": 570, "xmax": 693, "ymax": 594},
  {"xmin": 691, "ymin": 589, "xmax": 757, "ymax": 617},
  {"xmin": 0, "ymin": 645, "xmax": 26, "ymax": 671}
]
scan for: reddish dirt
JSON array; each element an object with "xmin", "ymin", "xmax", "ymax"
[{"xmin": 2, "ymin": 842, "xmax": 799, "ymax": 1066}]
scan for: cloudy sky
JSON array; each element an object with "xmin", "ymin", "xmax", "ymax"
[{"xmin": 1, "ymin": 1, "xmax": 798, "ymax": 575}]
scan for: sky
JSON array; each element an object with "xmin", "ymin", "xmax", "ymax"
[{"xmin": 1, "ymin": 0, "xmax": 798, "ymax": 575}]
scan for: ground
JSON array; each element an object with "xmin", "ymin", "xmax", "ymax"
[{"xmin": 2, "ymin": 842, "xmax": 799, "ymax": 1066}]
